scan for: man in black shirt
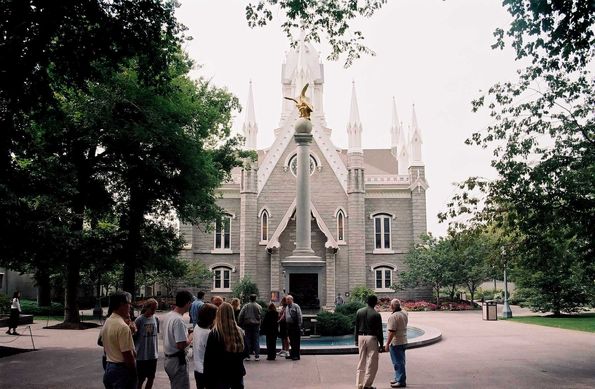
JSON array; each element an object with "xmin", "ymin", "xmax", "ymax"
[{"xmin": 355, "ymin": 295, "xmax": 384, "ymax": 389}]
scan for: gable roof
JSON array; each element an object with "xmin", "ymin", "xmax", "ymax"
[
  {"xmin": 256, "ymin": 114, "xmax": 348, "ymax": 194},
  {"xmin": 266, "ymin": 198, "xmax": 338, "ymax": 250}
]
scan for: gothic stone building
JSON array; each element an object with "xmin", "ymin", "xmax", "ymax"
[{"xmin": 179, "ymin": 39, "xmax": 430, "ymax": 308}]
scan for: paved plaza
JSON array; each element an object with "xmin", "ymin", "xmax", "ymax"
[{"xmin": 1, "ymin": 307, "xmax": 594, "ymax": 388}]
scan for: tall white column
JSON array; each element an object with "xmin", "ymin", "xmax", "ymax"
[{"xmin": 293, "ymin": 129, "xmax": 315, "ymax": 255}]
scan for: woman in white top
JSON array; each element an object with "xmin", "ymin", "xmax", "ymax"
[
  {"xmin": 192, "ymin": 303, "xmax": 217, "ymax": 389},
  {"xmin": 7, "ymin": 291, "xmax": 21, "ymax": 335}
]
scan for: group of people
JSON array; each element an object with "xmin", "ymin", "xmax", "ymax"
[
  {"xmin": 355, "ymin": 295, "xmax": 409, "ymax": 389},
  {"xmin": 99, "ymin": 290, "xmax": 303, "ymax": 389}
]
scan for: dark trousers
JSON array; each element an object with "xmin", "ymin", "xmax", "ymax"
[
  {"xmin": 103, "ymin": 362, "xmax": 136, "ymax": 389},
  {"xmin": 243, "ymin": 323, "xmax": 260, "ymax": 358},
  {"xmin": 8, "ymin": 308, "xmax": 19, "ymax": 330},
  {"xmin": 266, "ymin": 333, "xmax": 277, "ymax": 360},
  {"xmin": 287, "ymin": 323, "xmax": 301, "ymax": 359},
  {"xmin": 194, "ymin": 371, "xmax": 207, "ymax": 389}
]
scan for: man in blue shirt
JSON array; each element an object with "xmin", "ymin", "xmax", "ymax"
[{"xmin": 189, "ymin": 291, "xmax": 205, "ymax": 325}]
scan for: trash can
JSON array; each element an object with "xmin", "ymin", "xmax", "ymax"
[{"xmin": 482, "ymin": 301, "xmax": 497, "ymax": 321}]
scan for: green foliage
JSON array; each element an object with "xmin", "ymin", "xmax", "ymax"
[
  {"xmin": 0, "ymin": 294, "xmax": 10, "ymax": 314},
  {"xmin": 510, "ymin": 314, "xmax": 595, "ymax": 333},
  {"xmin": 315, "ymin": 311, "xmax": 353, "ymax": 336},
  {"xmin": 182, "ymin": 261, "xmax": 212, "ymax": 289},
  {"xmin": 257, "ymin": 300, "xmax": 268, "ymax": 310},
  {"xmin": 335, "ymin": 301, "xmax": 365, "ymax": 317},
  {"xmin": 348, "ymin": 285, "xmax": 373, "ymax": 304},
  {"xmin": 245, "ymin": 0, "xmax": 388, "ymax": 67},
  {"xmin": 399, "ymin": 234, "xmax": 464, "ymax": 304},
  {"xmin": 231, "ymin": 277, "xmax": 260, "ymax": 305},
  {"xmin": 439, "ymin": 0, "xmax": 595, "ymax": 315},
  {"xmin": 19, "ymin": 300, "xmax": 65, "ymax": 316},
  {"xmin": 511, "ymin": 228, "xmax": 593, "ymax": 315}
]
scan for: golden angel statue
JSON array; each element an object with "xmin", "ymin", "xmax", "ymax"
[{"xmin": 284, "ymin": 83, "xmax": 314, "ymax": 119}]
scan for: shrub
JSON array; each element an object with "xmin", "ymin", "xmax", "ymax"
[
  {"xmin": 231, "ymin": 277, "xmax": 259, "ymax": 305},
  {"xmin": 19, "ymin": 299, "xmax": 64, "ymax": 315},
  {"xmin": 0, "ymin": 293, "xmax": 10, "ymax": 314},
  {"xmin": 316, "ymin": 311, "xmax": 353, "ymax": 336},
  {"xmin": 349, "ymin": 285, "xmax": 373, "ymax": 304},
  {"xmin": 335, "ymin": 301, "xmax": 365, "ymax": 317},
  {"xmin": 256, "ymin": 300, "xmax": 268, "ymax": 310}
]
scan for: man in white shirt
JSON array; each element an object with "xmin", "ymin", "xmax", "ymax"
[
  {"xmin": 163, "ymin": 290, "xmax": 193, "ymax": 389},
  {"xmin": 385, "ymin": 299, "xmax": 408, "ymax": 388}
]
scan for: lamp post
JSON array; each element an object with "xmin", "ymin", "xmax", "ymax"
[{"xmin": 501, "ymin": 248, "xmax": 513, "ymax": 319}]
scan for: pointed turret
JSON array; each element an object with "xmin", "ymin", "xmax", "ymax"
[
  {"xmin": 390, "ymin": 97, "xmax": 401, "ymax": 156},
  {"xmin": 397, "ymin": 122, "xmax": 409, "ymax": 175},
  {"xmin": 242, "ymin": 81, "xmax": 258, "ymax": 150},
  {"xmin": 347, "ymin": 81, "xmax": 362, "ymax": 154},
  {"xmin": 410, "ymin": 104, "xmax": 423, "ymax": 164}
]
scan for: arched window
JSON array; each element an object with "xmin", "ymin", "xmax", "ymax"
[
  {"xmin": 373, "ymin": 266, "xmax": 394, "ymax": 292},
  {"xmin": 214, "ymin": 214, "xmax": 232, "ymax": 251},
  {"xmin": 212, "ymin": 266, "xmax": 232, "ymax": 291},
  {"xmin": 336, "ymin": 210, "xmax": 345, "ymax": 242},
  {"xmin": 260, "ymin": 210, "xmax": 270, "ymax": 243},
  {"xmin": 373, "ymin": 213, "xmax": 392, "ymax": 252}
]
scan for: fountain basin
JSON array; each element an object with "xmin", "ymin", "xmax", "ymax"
[{"xmin": 259, "ymin": 324, "xmax": 441, "ymax": 355}]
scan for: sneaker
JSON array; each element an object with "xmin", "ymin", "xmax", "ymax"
[
  {"xmin": 391, "ymin": 383, "xmax": 406, "ymax": 388},
  {"xmin": 254, "ymin": 356, "xmax": 260, "ymax": 361}
]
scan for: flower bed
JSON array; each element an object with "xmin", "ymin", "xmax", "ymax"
[{"xmin": 375, "ymin": 298, "xmax": 476, "ymax": 312}]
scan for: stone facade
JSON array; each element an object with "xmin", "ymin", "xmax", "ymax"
[{"xmin": 180, "ymin": 39, "xmax": 431, "ymax": 307}]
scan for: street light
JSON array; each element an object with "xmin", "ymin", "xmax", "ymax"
[{"xmin": 501, "ymin": 247, "xmax": 513, "ymax": 319}]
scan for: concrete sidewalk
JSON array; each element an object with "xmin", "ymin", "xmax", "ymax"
[{"xmin": 0, "ymin": 309, "xmax": 593, "ymax": 388}]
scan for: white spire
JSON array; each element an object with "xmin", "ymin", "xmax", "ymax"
[
  {"xmin": 347, "ymin": 81, "xmax": 362, "ymax": 153},
  {"xmin": 398, "ymin": 122, "xmax": 409, "ymax": 175},
  {"xmin": 295, "ymin": 31, "xmax": 311, "ymax": 97},
  {"xmin": 410, "ymin": 104, "xmax": 423, "ymax": 164},
  {"xmin": 242, "ymin": 80, "xmax": 258, "ymax": 150},
  {"xmin": 390, "ymin": 97, "xmax": 400, "ymax": 150}
]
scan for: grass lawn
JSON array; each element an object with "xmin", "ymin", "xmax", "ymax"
[{"xmin": 509, "ymin": 313, "xmax": 595, "ymax": 333}]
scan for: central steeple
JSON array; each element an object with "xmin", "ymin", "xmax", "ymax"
[{"xmin": 280, "ymin": 32, "xmax": 325, "ymax": 126}]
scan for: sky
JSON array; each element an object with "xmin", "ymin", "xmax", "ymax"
[{"xmin": 176, "ymin": 0, "xmax": 520, "ymax": 237}]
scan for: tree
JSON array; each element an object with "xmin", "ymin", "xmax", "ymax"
[
  {"xmin": 182, "ymin": 261, "xmax": 212, "ymax": 289},
  {"xmin": 399, "ymin": 234, "xmax": 463, "ymax": 305},
  {"xmin": 1, "ymin": 0, "xmax": 187, "ymax": 325},
  {"xmin": 453, "ymin": 229, "xmax": 495, "ymax": 304},
  {"xmin": 348, "ymin": 285, "xmax": 373, "ymax": 304},
  {"xmin": 440, "ymin": 0, "xmax": 595, "ymax": 313},
  {"xmin": 232, "ymin": 277, "xmax": 260, "ymax": 305}
]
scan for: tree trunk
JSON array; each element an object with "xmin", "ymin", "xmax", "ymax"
[
  {"xmin": 63, "ymin": 148, "xmax": 89, "ymax": 325},
  {"xmin": 121, "ymin": 185, "xmax": 145, "ymax": 300},
  {"xmin": 64, "ymin": 261, "xmax": 81, "ymax": 323},
  {"xmin": 36, "ymin": 271, "xmax": 52, "ymax": 307}
]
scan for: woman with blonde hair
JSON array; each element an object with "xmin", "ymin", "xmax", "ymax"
[{"xmin": 203, "ymin": 302, "xmax": 246, "ymax": 389}]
